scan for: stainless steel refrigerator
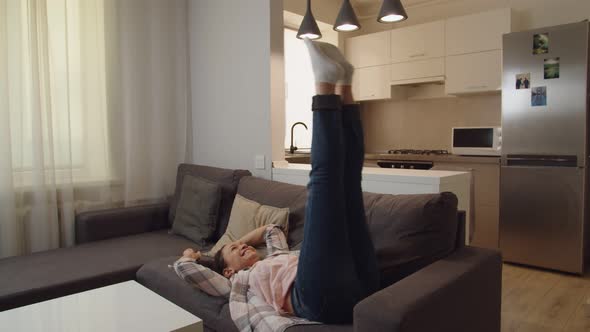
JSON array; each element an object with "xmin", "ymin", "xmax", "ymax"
[{"xmin": 500, "ymin": 21, "xmax": 589, "ymax": 274}]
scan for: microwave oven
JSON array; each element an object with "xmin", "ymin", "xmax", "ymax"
[{"xmin": 452, "ymin": 127, "xmax": 502, "ymax": 156}]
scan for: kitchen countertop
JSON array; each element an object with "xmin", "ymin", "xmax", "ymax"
[
  {"xmin": 273, "ymin": 163, "xmax": 469, "ymax": 185},
  {"xmin": 365, "ymin": 153, "xmax": 500, "ymax": 164},
  {"xmin": 286, "ymin": 152, "xmax": 500, "ymax": 165}
]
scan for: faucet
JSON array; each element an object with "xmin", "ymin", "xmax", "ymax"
[{"xmin": 290, "ymin": 122, "xmax": 308, "ymax": 154}]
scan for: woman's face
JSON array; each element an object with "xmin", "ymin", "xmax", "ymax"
[{"xmin": 221, "ymin": 241, "xmax": 260, "ymax": 278}]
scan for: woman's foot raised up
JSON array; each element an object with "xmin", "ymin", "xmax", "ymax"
[
  {"xmin": 316, "ymin": 42, "xmax": 354, "ymax": 87},
  {"xmin": 303, "ymin": 38, "xmax": 342, "ymax": 95}
]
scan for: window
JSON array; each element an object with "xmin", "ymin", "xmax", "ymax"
[
  {"xmin": 283, "ymin": 13, "xmax": 339, "ymax": 152},
  {"xmin": 6, "ymin": 0, "xmax": 111, "ymax": 185},
  {"xmin": 284, "ymin": 28, "xmax": 314, "ymax": 151}
]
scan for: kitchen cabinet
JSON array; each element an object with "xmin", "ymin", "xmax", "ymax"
[
  {"xmin": 391, "ymin": 57, "xmax": 445, "ymax": 85},
  {"xmin": 434, "ymin": 161, "xmax": 500, "ymax": 250},
  {"xmin": 390, "ymin": 20, "xmax": 445, "ymax": 63},
  {"xmin": 345, "ymin": 8, "xmax": 510, "ymax": 99},
  {"xmin": 445, "ymin": 8, "xmax": 512, "ymax": 56},
  {"xmin": 345, "ymin": 31, "xmax": 390, "ymax": 68},
  {"xmin": 445, "ymin": 50, "xmax": 502, "ymax": 95},
  {"xmin": 354, "ymin": 65, "xmax": 391, "ymax": 101}
]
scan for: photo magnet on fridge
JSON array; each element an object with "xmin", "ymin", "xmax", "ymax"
[
  {"xmin": 533, "ymin": 33, "xmax": 549, "ymax": 55},
  {"xmin": 544, "ymin": 58, "xmax": 560, "ymax": 79},
  {"xmin": 531, "ymin": 86, "xmax": 547, "ymax": 107},
  {"xmin": 516, "ymin": 73, "xmax": 531, "ymax": 90}
]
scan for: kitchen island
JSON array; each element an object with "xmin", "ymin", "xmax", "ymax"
[{"xmin": 272, "ymin": 162, "xmax": 471, "ymax": 244}]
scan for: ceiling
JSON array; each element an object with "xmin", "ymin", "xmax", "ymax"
[
  {"xmin": 352, "ymin": 0, "xmax": 425, "ymax": 5},
  {"xmin": 349, "ymin": 0, "xmax": 453, "ymax": 17},
  {"xmin": 351, "ymin": 0, "xmax": 445, "ymax": 12}
]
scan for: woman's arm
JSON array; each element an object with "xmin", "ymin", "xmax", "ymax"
[{"xmin": 239, "ymin": 225, "xmax": 268, "ymax": 247}]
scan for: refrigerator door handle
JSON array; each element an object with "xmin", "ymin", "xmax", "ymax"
[{"xmin": 505, "ymin": 155, "xmax": 578, "ymax": 167}]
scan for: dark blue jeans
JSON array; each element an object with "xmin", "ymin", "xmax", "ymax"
[{"xmin": 291, "ymin": 95, "xmax": 380, "ymax": 324}]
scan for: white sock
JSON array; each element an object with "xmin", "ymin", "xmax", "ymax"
[
  {"xmin": 303, "ymin": 38, "xmax": 343, "ymax": 85},
  {"xmin": 317, "ymin": 42, "xmax": 354, "ymax": 85}
]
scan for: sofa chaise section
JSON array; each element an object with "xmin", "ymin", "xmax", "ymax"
[
  {"xmin": 0, "ymin": 230, "xmax": 196, "ymax": 312},
  {"xmin": 0, "ymin": 164, "xmax": 251, "ymax": 312}
]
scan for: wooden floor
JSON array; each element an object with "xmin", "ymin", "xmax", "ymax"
[{"xmin": 502, "ymin": 263, "xmax": 590, "ymax": 331}]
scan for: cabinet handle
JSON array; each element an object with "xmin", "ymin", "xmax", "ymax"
[{"xmin": 409, "ymin": 53, "xmax": 426, "ymax": 58}]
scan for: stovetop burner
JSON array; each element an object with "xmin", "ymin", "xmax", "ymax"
[{"xmin": 387, "ymin": 149, "xmax": 450, "ymax": 156}]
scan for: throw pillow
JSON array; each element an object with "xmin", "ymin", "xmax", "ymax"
[
  {"xmin": 208, "ymin": 194, "xmax": 289, "ymax": 258},
  {"xmin": 171, "ymin": 175, "xmax": 222, "ymax": 245}
]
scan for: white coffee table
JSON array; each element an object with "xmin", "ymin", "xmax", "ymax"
[{"xmin": 0, "ymin": 281, "xmax": 203, "ymax": 332}]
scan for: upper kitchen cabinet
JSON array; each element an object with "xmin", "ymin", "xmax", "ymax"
[
  {"xmin": 445, "ymin": 8, "xmax": 511, "ymax": 95},
  {"xmin": 390, "ymin": 20, "xmax": 445, "ymax": 63},
  {"xmin": 445, "ymin": 50, "xmax": 502, "ymax": 95},
  {"xmin": 446, "ymin": 8, "xmax": 512, "ymax": 55},
  {"xmin": 390, "ymin": 57, "xmax": 445, "ymax": 84},
  {"xmin": 354, "ymin": 65, "xmax": 392, "ymax": 101},
  {"xmin": 345, "ymin": 31, "xmax": 390, "ymax": 68}
]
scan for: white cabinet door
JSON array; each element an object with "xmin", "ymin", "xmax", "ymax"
[
  {"xmin": 390, "ymin": 20, "xmax": 445, "ymax": 63},
  {"xmin": 345, "ymin": 31, "xmax": 390, "ymax": 68},
  {"xmin": 445, "ymin": 50, "xmax": 502, "ymax": 95},
  {"xmin": 355, "ymin": 65, "xmax": 391, "ymax": 101},
  {"xmin": 390, "ymin": 57, "xmax": 445, "ymax": 84},
  {"xmin": 446, "ymin": 8, "xmax": 511, "ymax": 55}
]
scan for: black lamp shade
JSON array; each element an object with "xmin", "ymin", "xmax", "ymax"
[
  {"xmin": 378, "ymin": 0, "xmax": 408, "ymax": 23},
  {"xmin": 334, "ymin": 0, "xmax": 360, "ymax": 32},
  {"xmin": 297, "ymin": 0, "xmax": 322, "ymax": 39}
]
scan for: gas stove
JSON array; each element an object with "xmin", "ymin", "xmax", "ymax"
[{"xmin": 387, "ymin": 149, "xmax": 450, "ymax": 156}]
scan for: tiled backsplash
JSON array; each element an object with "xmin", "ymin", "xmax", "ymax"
[{"xmin": 361, "ymin": 94, "xmax": 501, "ymax": 152}]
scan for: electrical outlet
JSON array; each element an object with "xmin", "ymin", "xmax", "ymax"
[{"xmin": 255, "ymin": 155, "xmax": 266, "ymax": 170}]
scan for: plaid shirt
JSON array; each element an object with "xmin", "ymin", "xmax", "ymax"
[{"xmin": 173, "ymin": 225, "xmax": 317, "ymax": 332}]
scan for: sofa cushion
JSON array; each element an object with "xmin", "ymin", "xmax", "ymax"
[
  {"xmin": 172, "ymin": 175, "xmax": 222, "ymax": 245},
  {"xmin": 137, "ymin": 256, "xmax": 238, "ymax": 332},
  {"xmin": 169, "ymin": 164, "xmax": 252, "ymax": 240},
  {"xmin": 209, "ymin": 194, "xmax": 290, "ymax": 257},
  {"xmin": 236, "ymin": 176, "xmax": 307, "ymax": 248},
  {"xmin": 364, "ymin": 192, "xmax": 459, "ymax": 288},
  {"xmin": 0, "ymin": 230, "xmax": 200, "ymax": 311}
]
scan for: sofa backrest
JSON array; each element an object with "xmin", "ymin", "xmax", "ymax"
[
  {"xmin": 169, "ymin": 164, "xmax": 251, "ymax": 240},
  {"xmin": 236, "ymin": 175, "xmax": 460, "ymax": 289}
]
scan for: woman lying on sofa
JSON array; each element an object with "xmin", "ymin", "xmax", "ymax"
[{"xmin": 174, "ymin": 39, "xmax": 379, "ymax": 330}]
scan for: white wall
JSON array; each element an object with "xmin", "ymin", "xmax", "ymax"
[{"xmin": 189, "ymin": 0, "xmax": 284, "ymax": 179}]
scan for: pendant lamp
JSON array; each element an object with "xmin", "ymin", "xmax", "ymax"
[
  {"xmin": 334, "ymin": 0, "xmax": 361, "ymax": 32},
  {"xmin": 377, "ymin": 0, "xmax": 408, "ymax": 23},
  {"xmin": 297, "ymin": 0, "xmax": 322, "ymax": 39}
]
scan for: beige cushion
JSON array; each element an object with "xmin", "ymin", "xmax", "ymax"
[{"xmin": 208, "ymin": 194, "xmax": 289, "ymax": 257}]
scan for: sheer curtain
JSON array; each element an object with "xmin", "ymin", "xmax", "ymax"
[{"xmin": 0, "ymin": 0, "xmax": 190, "ymax": 258}]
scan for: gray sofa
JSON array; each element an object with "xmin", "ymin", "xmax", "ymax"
[{"xmin": 0, "ymin": 164, "xmax": 502, "ymax": 332}]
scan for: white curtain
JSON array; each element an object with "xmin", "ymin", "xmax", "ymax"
[{"xmin": 0, "ymin": 0, "xmax": 190, "ymax": 258}]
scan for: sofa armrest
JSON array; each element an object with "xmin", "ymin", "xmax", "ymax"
[
  {"xmin": 354, "ymin": 246, "xmax": 502, "ymax": 332},
  {"xmin": 75, "ymin": 203, "xmax": 171, "ymax": 244}
]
